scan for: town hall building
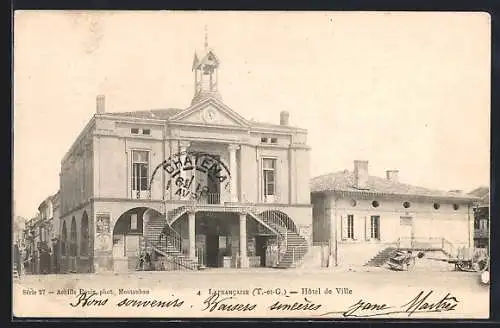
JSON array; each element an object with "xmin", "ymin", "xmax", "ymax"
[{"xmin": 58, "ymin": 37, "xmax": 312, "ymax": 273}]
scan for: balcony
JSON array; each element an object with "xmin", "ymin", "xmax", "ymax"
[
  {"xmin": 132, "ymin": 190, "xmax": 151, "ymax": 200},
  {"xmin": 197, "ymin": 193, "xmax": 221, "ymax": 205}
]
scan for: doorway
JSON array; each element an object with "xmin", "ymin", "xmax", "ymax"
[
  {"xmin": 255, "ymin": 236, "xmax": 269, "ymax": 267},
  {"xmin": 207, "ymin": 155, "xmax": 221, "ymax": 204},
  {"xmin": 206, "ymin": 234, "xmax": 220, "ymax": 267},
  {"xmin": 399, "ymin": 216, "xmax": 413, "ymax": 248}
]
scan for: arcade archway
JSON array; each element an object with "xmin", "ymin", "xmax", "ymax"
[{"xmin": 112, "ymin": 207, "xmax": 162, "ymax": 272}]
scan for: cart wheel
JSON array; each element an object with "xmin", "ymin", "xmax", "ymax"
[{"xmin": 456, "ymin": 261, "xmax": 466, "ymax": 271}]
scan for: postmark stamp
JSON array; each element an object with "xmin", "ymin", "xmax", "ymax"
[{"xmin": 150, "ymin": 151, "xmax": 232, "ymax": 201}]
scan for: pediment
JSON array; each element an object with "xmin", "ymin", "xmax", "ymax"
[{"xmin": 169, "ymin": 98, "xmax": 250, "ymax": 128}]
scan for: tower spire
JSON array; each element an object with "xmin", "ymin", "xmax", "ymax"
[
  {"xmin": 204, "ymin": 25, "xmax": 208, "ymax": 51},
  {"xmin": 191, "ymin": 26, "xmax": 221, "ymax": 105}
]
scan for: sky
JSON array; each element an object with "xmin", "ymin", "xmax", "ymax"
[{"xmin": 13, "ymin": 11, "xmax": 490, "ymax": 219}]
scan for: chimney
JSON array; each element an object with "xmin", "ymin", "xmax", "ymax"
[
  {"xmin": 354, "ymin": 160, "xmax": 369, "ymax": 189},
  {"xmin": 386, "ymin": 170, "xmax": 399, "ymax": 183},
  {"xmin": 96, "ymin": 95, "xmax": 106, "ymax": 114},
  {"xmin": 280, "ymin": 111, "xmax": 290, "ymax": 126}
]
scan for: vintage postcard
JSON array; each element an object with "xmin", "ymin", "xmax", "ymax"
[{"xmin": 12, "ymin": 11, "xmax": 490, "ymax": 319}]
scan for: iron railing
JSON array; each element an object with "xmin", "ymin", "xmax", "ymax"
[
  {"xmin": 166, "ymin": 206, "xmax": 189, "ymax": 225},
  {"xmin": 396, "ymin": 237, "xmax": 455, "ymax": 256},
  {"xmin": 197, "ymin": 193, "xmax": 221, "ymax": 205},
  {"xmin": 142, "ymin": 236, "xmax": 197, "ymax": 271},
  {"xmin": 158, "ymin": 225, "xmax": 184, "ymax": 254},
  {"xmin": 291, "ymin": 240, "xmax": 309, "ymax": 267},
  {"xmin": 247, "ymin": 208, "xmax": 289, "ymax": 266}
]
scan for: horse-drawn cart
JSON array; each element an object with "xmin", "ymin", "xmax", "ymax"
[
  {"xmin": 387, "ymin": 250, "xmax": 425, "ymax": 271},
  {"xmin": 426, "ymin": 247, "xmax": 489, "ymax": 272}
]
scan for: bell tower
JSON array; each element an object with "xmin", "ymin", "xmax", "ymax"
[{"xmin": 191, "ymin": 26, "xmax": 222, "ymax": 105}]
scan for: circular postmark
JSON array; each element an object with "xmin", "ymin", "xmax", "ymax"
[{"xmin": 150, "ymin": 151, "xmax": 231, "ymax": 202}]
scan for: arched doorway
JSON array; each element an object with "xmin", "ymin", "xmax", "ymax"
[
  {"xmin": 61, "ymin": 221, "xmax": 67, "ymax": 273},
  {"xmin": 80, "ymin": 212, "xmax": 90, "ymax": 272},
  {"xmin": 81, "ymin": 212, "xmax": 89, "ymax": 256},
  {"xmin": 112, "ymin": 207, "xmax": 161, "ymax": 272},
  {"xmin": 70, "ymin": 217, "xmax": 77, "ymax": 272}
]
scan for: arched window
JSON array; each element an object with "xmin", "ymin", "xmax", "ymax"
[
  {"xmin": 81, "ymin": 212, "xmax": 89, "ymax": 256},
  {"xmin": 70, "ymin": 217, "xmax": 77, "ymax": 257},
  {"xmin": 61, "ymin": 221, "xmax": 67, "ymax": 256}
]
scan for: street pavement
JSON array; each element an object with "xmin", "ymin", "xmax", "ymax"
[{"xmin": 14, "ymin": 266, "xmax": 487, "ymax": 293}]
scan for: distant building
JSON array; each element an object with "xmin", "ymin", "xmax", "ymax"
[
  {"xmin": 13, "ymin": 216, "xmax": 26, "ymax": 247},
  {"xmin": 58, "ymin": 36, "xmax": 312, "ymax": 273},
  {"xmin": 22, "ymin": 216, "xmax": 39, "ymax": 274},
  {"xmin": 21, "ymin": 193, "xmax": 60, "ymax": 275},
  {"xmin": 51, "ymin": 191, "xmax": 61, "ymax": 272},
  {"xmin": 469, "ymin": 186, "xmax": 489, "ymax": 249},
  {"xmin": 310, "ymin": 160, "xmax": 479, "ymax": 267}
]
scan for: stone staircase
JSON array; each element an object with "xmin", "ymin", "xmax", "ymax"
[
  {"xmin": 166, "ymin": 206, "xmax": 189, "ymax": 225},
  {"xmin": 143, "ymin": 211, "xmax": 198, "ymax": 271},
  {"xmin": 364, "ymin": 238, "xmax": 457, "ymax": 267},
  {"xmin": 275, "ymin": 232, "xmax": 308, "ymax": 269},
  {"xmin": 364, "ymin": 246, "xmax": 397, "ymax": 267},
  {"xmin": 250, "ymin": 210, "xmax": 309, "ymax": 268}
]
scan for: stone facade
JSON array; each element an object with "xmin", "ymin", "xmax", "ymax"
[{"xmin": 58, "ymin": 40, "xmax": 312, "ymax": 273}]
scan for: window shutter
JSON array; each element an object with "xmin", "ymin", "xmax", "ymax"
[
  {"xmin": 341, "ymin": 215, "xmax": 348, "ymax": 240},
  {"xmin": 365, "ymin": 216, "xmax": 371, "ymax": 241},
  {"xmin": 378, "ymin": 216, "xmax": 381, "ymax": 241}
]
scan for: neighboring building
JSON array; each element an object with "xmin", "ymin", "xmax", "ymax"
[
  {"xmin": 51, "ymin": 191, "xmax": 61, "ymax": 273},
  {"xmin": 469, "ymin": 186, "xmax": 489, "ymax": 249},
  {"xmin": 13, "ymin": 216, "xmax": 26, "ymax": 247},
  {"xmin": 13, "ymin": 216, "xmax": 26, "ymax": 276},
  {"xmin": 22, "ymin": 216, "xmax": 39, "ymax": 274},
  {"xmin": 20, "ymin": 193, "xmax": 60, "ymax": 275},
  {"xmin": 310, "ymin": 160, "xmax": 479, "ymax": 267},
  {"xmin": 59, "ymin": 37, "xmax": 312, "ymax": 273}
]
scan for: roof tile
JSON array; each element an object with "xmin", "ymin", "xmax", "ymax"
[{"xmin": 311, "ymin": 170, "xmax": 479, "ymax": 201}]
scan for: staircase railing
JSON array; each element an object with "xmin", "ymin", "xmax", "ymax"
[
  {"xmin": 160, "ymin": 224, "xmax": 184, "ymax": 254},
  {"xmin": 291, "ymin": 240, "xmax": 309, "ymax": 267},
  {"xmin": 247, "ymin": 208, "xmax": 290, "ymax": 266},
  {"xmin": 166, "ymin": 206, "xmax": 189, "ymax": 225},
  {"xmin": 142, "ymin": 235, "xmax": 196, "ymax": 270},
  {"xmin": 396, "ymin": 237, "xmax": 455, "ymax": 256}
]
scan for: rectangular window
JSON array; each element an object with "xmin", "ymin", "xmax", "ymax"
[
  {"xmin": 132, "ymin": 150, "xmax": 149, "ymax": 191},
  {"xmin": 142, "ymin": 129, "xmax": 151, "ymax": 135},
  {"xmin": 270, "ymin": 137, "xmax": 278, "ymax": 144},
  {"xmin": 263, "ymin": 158, "xmax": 276, "ymax": 197},
  {"xmin": 370, "ymin": 215, "xmax": 380, "ymax": 240},
  {"xmin": 130, "ymin": 214, "xmax": 138, "ymax": 230},
  {"xmin": 480, "ymin": 219, "xmax": 488, "ymax": 231},
  {"xmin": 131, "ymin": 128, "xmax": 139, "ymax": 134},
  {"xmin": 261, "ymin": 137, "xmax": 268, "ymax": 143},
  {"xmin": 347, "ymin": 215, "xmax": 354, "ymax": 239}
]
